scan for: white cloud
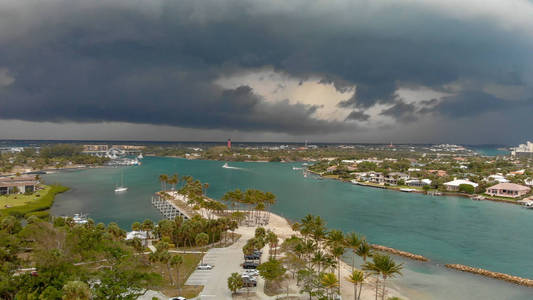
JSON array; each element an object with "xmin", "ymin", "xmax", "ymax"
[{"xmin": 0, "ymin": 68, "xmax": 15, "ymax": 87}]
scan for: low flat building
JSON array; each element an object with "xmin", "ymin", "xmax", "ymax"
[
  {"xmin": 486, "ymin": 183, "xmax": 530, "ymax": 198},
  {"xmin": 0, "ymin": 176, "xmax": 39, "ymax": 194},
  {"xmin": 443, "ymin": 179, "xmax": 478, "ymax": 192},
  {"xmin": 406, "ymin": 179, "xmax": 432, "ymax": 187}
]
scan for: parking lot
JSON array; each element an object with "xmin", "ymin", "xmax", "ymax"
[{"xmin": 185, "ymin": 243, "xmax": 248, "ymax": 299}]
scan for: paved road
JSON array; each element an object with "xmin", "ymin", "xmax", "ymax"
[{"xmin": 186, "ymin": 234, "xmax": 253, "ymax": 300}]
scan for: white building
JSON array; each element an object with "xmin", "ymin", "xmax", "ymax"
[
  {"xmin": 406, "ymin": 179, "xmax": 432, "ymax": 187},
  {"xmin": 443, "ymin": 179, "xmax": 478, "ymax": 192}
]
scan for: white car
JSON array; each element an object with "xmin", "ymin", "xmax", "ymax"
[
  {"xmin": 243, "ymin": 269, "xmax": 259, "ymax": 276},
  {"xmin": 197, "ymin": 263, "xmax": 213, "ymax": 270},
  {"xmin": 169, "ymin": 297, "xmax": 187, "ymax": 300}
]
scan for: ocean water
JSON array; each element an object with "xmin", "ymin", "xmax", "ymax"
[
  {"xmin": 45, "ymin": 157, "xmax": 533, "ymax": 299},
  {"xmin": 467, "ymin": 145, "xmax": 509, "ymax": 156}
]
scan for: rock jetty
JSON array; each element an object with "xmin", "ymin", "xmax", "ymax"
[
  {"xmin": 371, "ymin": 244, "xmax": 429, "ymax": 262},
  {"xmin": 445, "ymin": 264, "xmax": 533, "ymax": 287}
]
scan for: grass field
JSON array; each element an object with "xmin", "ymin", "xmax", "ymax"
[
  {"xmin": 0, "ymin": 184, "xmax": 69, "ymax": 217},
  {"xmin": 0, "ymin": 185, "xmax": 51, "ymax": 208}
]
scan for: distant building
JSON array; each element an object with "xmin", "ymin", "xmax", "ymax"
[
  {"xmin": 487, "ymin": 174, "xmax": 509, "ymax": 183},
  {"xmin": 511, "ymin": 141, "xmax": 533, "ymax": 156},
  {"xmin": 0, "ymin": 176, "xmax": 39, "ymax": 195},
  {"xmin": 443, "ymin": 179, "xmax": 478, "ymax": 192},
  {"xmin": 486, "ymin": 183, "xmax": 530, "ymax": 198},
  {"xmin": 112, "ymin": 145, "xmax": 145, "ymax": 150},
  {"xmin": 83, "ymin": 145, "xmax": 108, "ymax": 152}
]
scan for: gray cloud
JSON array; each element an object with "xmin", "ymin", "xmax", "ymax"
[
  {"xmin": 345, "ymin": 110, "xmax": 371, "ymax": 122},
  {"xmin": 0, "ymin": 0, "xmax": 532, "ymax": 142}
]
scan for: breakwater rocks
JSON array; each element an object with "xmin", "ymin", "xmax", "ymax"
[
  {"xmin": 371, "ymin": 244, "xmax": 429, "ymax": 262},
  {"xmin": 445, "ymin": 264, "xmax": 533, "ymax": 287}
]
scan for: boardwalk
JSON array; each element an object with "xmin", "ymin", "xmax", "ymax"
[{"xmin": 151, "ymin": 195, "xmax": 190, "ymax": 220}]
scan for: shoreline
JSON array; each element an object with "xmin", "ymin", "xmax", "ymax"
[{"xmin": 308, "ymin": 169, "xmax": 525, "ymax": 206}]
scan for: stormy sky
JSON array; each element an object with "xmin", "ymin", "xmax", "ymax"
[{"xmin": 0, "ymin": 0, "xmax": 532, "ymax": 144}]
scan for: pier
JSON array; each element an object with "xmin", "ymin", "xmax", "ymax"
[{"xmin": 151, "ymin": 194, "xmax": 190, "ymax": 220}]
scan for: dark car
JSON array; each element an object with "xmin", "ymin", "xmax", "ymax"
[
  {"xmin": 242, "ymin": 275, "xmax": 257, "ymax": 287},
  {"xmin": 243, "ymin": 261, "xmax": 258, "ymax": 269},
  {"xmin": 244, "ymin": 254, "xmax": 261, "ymax": 260}
]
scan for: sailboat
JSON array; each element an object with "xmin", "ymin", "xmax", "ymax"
[{"xmin": 114, "ymin": 170, "xmax": 128, "ymax": 192}]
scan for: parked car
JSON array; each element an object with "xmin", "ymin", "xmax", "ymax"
[
  {"xmin": 169, "ymin": 297, "xmax": 187, "ymax": 300},
  {"xmin": 242, "ymin": 275, "xmax": 257, "ymax": 287},
  {"xmin": 243, "ymin": 261, "xmax": 258, "ymax": 269},
  {"xmin": 197, "ymin": 264, "xmax": 213, "ymax": 270},
  {"xmin": 253, "ymin": 250, "xmax": 262, "ymax": 256},
  {"xmin": 243, "ymin": 269, "xmax": 259, "ymax": 277},
  {"xmin": 244, "ymin": 254, "xmax": 261, "ymax": 260}
]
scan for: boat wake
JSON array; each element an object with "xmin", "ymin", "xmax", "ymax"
[{"xmin": 222, "ymin": 163, "xmax": 242, "ymax": 170}]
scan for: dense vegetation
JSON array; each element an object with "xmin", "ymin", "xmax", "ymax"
[{"xmin": 0, "ymin": 144, "xmax": 108, "ymax": 173}]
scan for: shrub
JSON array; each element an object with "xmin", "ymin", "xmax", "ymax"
[{"xmin": 458, "ymin": 184, "xmax": 475, "ymax": 194}]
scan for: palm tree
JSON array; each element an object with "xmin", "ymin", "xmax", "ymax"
[
  {"xmin": 195, "ymin": 232, "xmax": 209, "ymax": 264},
  {"xmin": 356, "ymin": 240, "xmax": 373, "ymax": 262},
  {"xmin": 345, "ymin": 232, "xmax": 362, "ymax": 270},
  {"xmin": 159, "ymin": 174, "xmax": 168, "ymax": 191},
  {"xmin": 362, "ymin": 258, "xmax": 381, "ymax": 300},
  {"xmin": 331, "ymin": 245, "xmax": 345, "ymax": 290},
  {"xmin": 131, "ymin": 221, "xmax": 141, "ymax": 232},
  {"xmin": 312, "ymin": 251, "xmax": 327, "ymax": 273},
  {"xmin": 321, "ymin": 273, "xmax": 339, "ymax": 299},
  {"xmin": 170, "ymin": 255, "xmax": 184, "ymax": 293},
  {"xmin": 374, "ymin": 254, "xmax": 403, "ymax": 300},
  {"xmin": 347, "ymin": 269, "xmax": 365, "ymax": 300}
]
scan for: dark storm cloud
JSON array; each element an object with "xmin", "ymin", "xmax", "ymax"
[
  {"xmin": 0, "ymin": 0, "xmax": 532, "ymax": 139},
  {"xmin": 345, "ymin": 110, "xmax": 370, "ymax": 122},
  {"xmin": 380, "ymin": 101, "xmax": 418, "ymax": 123},
  {"xmin": 421, "ymin": 92, "xmax": 524, "ymax": 118}
]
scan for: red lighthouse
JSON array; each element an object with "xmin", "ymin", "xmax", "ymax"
[{"xmin": 227, "ymin": 139, "xmax": 232, "ymax": 149}]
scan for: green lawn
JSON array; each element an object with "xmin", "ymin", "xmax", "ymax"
[{"xmin": 0, "ymin": 185, "xmax": 51, "ymax": 208}]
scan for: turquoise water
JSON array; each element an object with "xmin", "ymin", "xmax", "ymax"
[
  {"xmin": 45, "ymin": 157, "xmax": 533, "ymax": 299},
  {"xmin": 468, "ymin": 145, "xmax": 509, "ymax": 156}
]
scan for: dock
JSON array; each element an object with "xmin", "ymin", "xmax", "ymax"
[{"xmin": 151, "ymin": 194, "xmax": 191, "ymax": 220}]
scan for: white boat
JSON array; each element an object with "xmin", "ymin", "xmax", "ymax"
[
  {"xmin": 292, "ymin": 166, "xmax": 303, "ymax": 170},
  {"xmin": 73, "ymin": 213, "xmax": 88, "ymax": 224},
  {"xmin": 114, "ymin": 170, "xmax": 128, "ymax": 192},
  {"xmin": 222, "ymin": 163, "xmax": 230, "ymax": 168},
  {"xmin": 137, "ymin": 153, "xmax": 143, "ymax": 159}
]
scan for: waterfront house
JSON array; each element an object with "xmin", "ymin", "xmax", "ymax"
[
  {"xmin": 486, "ymin": 183, "xmax": 530, "ymax": 198},
  {"xmin": 406, "ymin": 179, "xmax": 432, "ymax": 187},
  {"xmin": 443, "ymin": 179, "xmax": 478, "ymax": 192},
  {"xmin": 367, "ymin": 172, "xmax": 384, "ymax": 184},
  {"xmin": 487, "ymin": 174, "xmax": 509, "ymax": 183},
  {"xmin": 384, "ymin": 172, "xmax": 409, "ymax": 185},
  {"xmin": 326, "ymin": 165, "xmax": 338, "ymax": 172},
  {"xmin": 0, "ymin": 176, "xmax": 39, "ymax": 195}
]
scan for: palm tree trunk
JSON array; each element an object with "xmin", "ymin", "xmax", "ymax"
[
  {"xmin": 358, "ymin": 282, "xmax": 363, "ymax": 300},
  {"xmin": 381, "ymin": 277, "xmax": 386, "ymax": 300},
  {"xmin": 354, "ymin": 282, "xmax": 357, "ymax": 300},
  {"xmin": 176, "ymin": 269, "xmax": 181, "ymax": 293},
  {"xmin": 375, "ymin": 276, "xmax": 379, "ymax": 300},
  {"xmin": 167, "ymin": 262, "xmax": 174, "ymax": 286}
]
